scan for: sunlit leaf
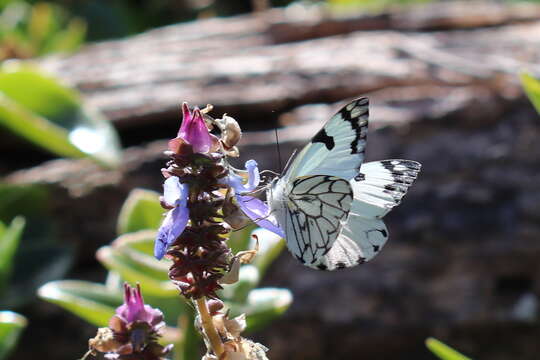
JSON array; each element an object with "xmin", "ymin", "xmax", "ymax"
[
  {"xmin": 0, "ymin": 63, "xmax": 121, "ymax": 166},
  {"xmin": 38, "ymin": 280, "xmax": 121, "ymax": 327},
  {"xmin": 0, "ymin": 217, "xmax": 25, "ymax": 295},
  {"xmin": 0, "ymin": 311, "xmax": 27, "ymax": 360},
  {"xmin": 520, "ymin": 72, "xmax": 540, "ymax": 115},
  {"xmin": 229, "ymin": 288, "xmax": 292, "ymax": 333},
  {"xmin": 97, "ymin": 238, "xmax": 176, "ymax": 297},
  {"xmin": 116, "ymin": 230, "xmax": 158, "ymax": 257},
  {"xmin": 426, "ymin": 337, "xmax": 472, "ymax": 360},
  {"xmin": 221, "ymin": 265, "xmax": 259, "ymax": 304},
  {"xmin": 117, "ymin": 189, "xmax": 163, "ymax": 235},
  {"xmin": 249, "ymin": 228, "xmax": 284, "ymax": 277}
]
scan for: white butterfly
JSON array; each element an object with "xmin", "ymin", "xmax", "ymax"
[{"xmin": 267, "ymin": 98, "xmax": 421, "ymax": 270}]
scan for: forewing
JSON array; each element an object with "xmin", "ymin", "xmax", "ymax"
[
  {"xmin": 286, "ymin": 98, "xmax": 369, "ymax": 181},
  {"xmin": 353, "ymin": 160, "xmax": 421, "ymax": 218},
  {"xmin": 312, "ymin": 159, "xmax": 421, "ymax": 270},
  {"xmin": 283, "ymin": 176, "xmax": 353, "ymax": 267}
]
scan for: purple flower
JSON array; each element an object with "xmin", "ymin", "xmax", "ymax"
[
  {"xmin": 114, "ymin": 283, "xmax": 164, "ymax": 326},
  {"xmin": 223, "ymin": 160, "xmax": 284, "ymax": 238},
  {"xmin": 155, "ymin": 176, "xmax": 189, "ymax": 260},
  {"xmin": 169, "ymin": 102, "xmax": 212, "ymax": 154}
]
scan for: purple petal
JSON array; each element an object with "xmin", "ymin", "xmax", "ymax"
[
  {"xmin": 163, "ymin": 177, "xmax": 184, "ymax": 207},
  {"xmin": 178, "ymin": 102, "xmax": 192, "ymax": 137},
  {"xmin": 154, "ymin": 205, "xmax": 189, "ymax": 260},
  {"xmin": 116, "ymin": 284, "xmax": 164, "ymax": 325},
  {"xmin": 178, "ymin": 107, "xmax": 212, "ymax": 153},
  {"xmin": 245, "ymin": 159, "xmax": 260, "ymax": 191},
  {"xmin": 237, "ymin": 195, "xmax": 284, "ymax": 238},
  {"xmin": 221, "ymin": 173, "xmax": 245, "ymax": 194},
  {"xmin": 220, "ymin": 160, "xmax": 260, "ymax": 194}
]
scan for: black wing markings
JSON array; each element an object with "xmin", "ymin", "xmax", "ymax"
[
  {"xmin": 285, "ymin": 175, "xmax": 353, "ymax": 264},
  {"xmin": 312, "ymin": 128, "xmax": 335, "ymax": 150},
  {"xmin": 340, "ymin": 97, "xmax": 369, "ymax": 155}
]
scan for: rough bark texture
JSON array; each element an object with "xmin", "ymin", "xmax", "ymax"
[{"xmin": 5, "ymin": 2, "xmax": 540, "ymax": 360}]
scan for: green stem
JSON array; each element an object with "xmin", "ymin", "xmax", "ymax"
[{"xmin": 196, "ymin": 297, "xmax": 224, "ymax": 358}]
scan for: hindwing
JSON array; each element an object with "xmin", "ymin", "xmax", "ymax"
[
  {"xmin": 312, "ymin": 160, "xmax": 421, "ymax": 270},
  {"xmin": 283, "ymin": 175, "xmax": 353, "ymax": 266}
]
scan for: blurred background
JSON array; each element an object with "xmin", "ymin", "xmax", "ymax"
[{"xmin": 0, "ymin": 0, "xmax": 540, "ymax": 359}]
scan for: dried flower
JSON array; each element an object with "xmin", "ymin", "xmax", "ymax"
[
  {"xmin": 215, "ymin": 114, "xmax": 242, "ymax": 157},
  {"xmin": 198, "ymin": 312, "xmax": 269, "ymax": 360}
]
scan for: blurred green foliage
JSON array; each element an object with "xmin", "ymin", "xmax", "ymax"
[
  {"xmin": 39, "ymin": 188, "xmax": 292, "ymax": 360},
  {"xmin": 327, "ymin": 0, "xmax": 432, "ymax": 12},
  {"xmin": 0, "ymin": 184, "xmax": 73, "ymax": 310},
  {"xmin": 426, "ymin": 338, "xmax": 472, "ymax": 360},
  {"xmin": 520, "ymin": 73, "xmax": 540, "ymax": 115},
  {"xmin": 1, "ymin": 0, "xmax": 257, "ymax": 42},
  {"xmin": 0, "ymin": 217, "xmax": 25, "ymax": 302},
  {"xmin": 0, "ymin": 311, "xmax": 26, "ymax": 360},
  {"xmin": 0, "ymin": 63, "xmax": 122, "ymax": 166},
  {"xmin": 0, "ymin": 218, "xmax": 26, "ymax": 360},
  {"xmin": 0, "ymin": 1, "xmax": 85, "ymax": 61}
]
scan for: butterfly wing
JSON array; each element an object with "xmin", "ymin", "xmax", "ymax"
[
  {"xmin": 272, "ymin": 175, "xmax": 353, "ymax": 266},
  {"xmin": 284, "ymin": 98, "xmax": 369, "ymax": 182},
  {"xmin": 312, "ymin": 160, "xmax": 421, "ymax": 270}
]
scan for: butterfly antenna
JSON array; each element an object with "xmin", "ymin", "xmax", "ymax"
[{"xmin": 275, "ymin": 128, "xmax": 283, "ymax": 173}]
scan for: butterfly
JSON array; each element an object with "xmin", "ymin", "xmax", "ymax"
[{"xmin": 267, "ymin": 98, "xmax": 421, "ymax": 270}]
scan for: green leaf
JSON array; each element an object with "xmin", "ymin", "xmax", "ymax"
[
  {"xmin": 0, "ymin": 184, "xmax": 74, "ymax": 308},
  {"xmin": 117, "ymin": 189, "xmax": 163, "ymax": 235},
  {"xmin": 114, "ymin": 229, "xmax": 157, "ymax": 256},
  {"xmin": 0, "ymin": 63, "xmax": 121, "ymax": 166},
  {"xmin": 43, "ymin": 18, "xmax": 86, "ymax": 54},
  {"xmin": 426, "ymin": 337, "xmax": 472, "ymax": 360},
  {"xmin": 0, "ymin": 311, "xmax": 27, "ymax": 360},
  {"xmin": 0, "ymin": 217, "xmax": 25, "ymax": 295},
  {"xmin": 3, "ymin": 241, "xmax": 73, "ymax": 308},
  {"xmin": 228, "ymin": 223, "xmax": 256, "ymax": 254},
  {"xmin": 249, "ymin": 228, "xmax": 285, "ymax": 277},
  {"xmin": 97, "ymin": 232, "xmax": 176, "ymax": 297},
  {"xmin": 173, "ymin": 308, "xmax": 201, "ymax": 360},
  {"xmin": 520, "ymin": 73, "xmax": 540, "ymax": 115},
  {"xmin": 220, "ymin": 265, "xmax": 260, "ymax": 304},
  {"xmin": 38, "ymin": 280, "xmax": 121, "ymax": 327},
  {"xmin": 229, "ymin": 288, "xmax": 292, "ymax": 333},
  {"xmin": 0, "ymin": 184, "xmax": 48, "ymax": 222}
]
